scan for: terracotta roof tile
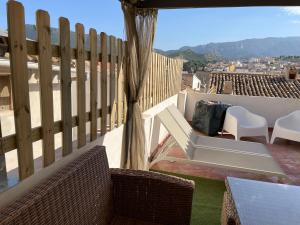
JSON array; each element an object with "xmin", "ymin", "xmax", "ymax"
[{"xmin": 209, "ymin": 73, "xmax": 300, "ymax": 99}]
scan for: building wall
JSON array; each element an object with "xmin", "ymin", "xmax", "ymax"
[
  {"xmin": 185, "ymin": 89, "xmax": 300, "ymax": 127},
  {"xmin": 0, "ymin": 76, "xmax": 11, "ymax": 111},
  {"xmin": 192, "ymin": 75, "xmax": 201, "ymax": 90}
]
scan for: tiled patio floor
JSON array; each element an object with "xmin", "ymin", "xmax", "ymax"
[{"xmin": 151, "ymin": 129, "xmax": 300, "ymax": 185}]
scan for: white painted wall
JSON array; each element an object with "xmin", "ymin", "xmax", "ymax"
[
  {"xmin": 142, "ymin": 91, "xmax": 187, "ymax": 161},
  {"xmin": 185, "ymin": 89, "xmax": 300, "ymax": 127},
  {"xmin": 1, "ymin": 88, "xmax": 185, "ymax": 178},
  {"xmin": 192, "ymin": 75, "xmax": 201, "ymax": 90}
]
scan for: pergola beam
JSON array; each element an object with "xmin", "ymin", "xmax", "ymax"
[{"xmin": 136, "ymin": 0, "xmax": 300, "ymax": 9}]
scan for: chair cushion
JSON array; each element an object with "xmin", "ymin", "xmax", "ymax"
[
  {"xmin": 110, "ymin": 216, "xmax": 162, "ymax": 225},
  {"xmin": 0, "ymin": 146, "xmax": 113, "ymax": 225}
]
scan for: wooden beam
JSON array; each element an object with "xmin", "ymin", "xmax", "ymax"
[
  {"xmin": 76, "ymin": 23, "xmax": 86, "ymax": 148},
  {"xmin": 0, "ymin": 36, "xmax": 119, "ymax": 64},
  {"xmin": 36, "ymin": 10, "xmax": 55, "ymax": 167},
  {"xmin": 89, "ymin": 28, "xmax": 98, "ymax": 141},
  {"xmin": 101, "ymin": 32, "xmax": 108, "ymax": 135},
  {"xmin": 59, "ymin": 17, "xmax": 73, "ymax": 157},
  {"xmin": 7, "ymin": 1, "xmax": 34, "ymax": 180},
  {"xmin": 0, "ymin": 107, "xmax": 111, "ymax": 154},
  {"xmin": 137, "ymin": 0, "xmax": 300, "ymax": 9}
]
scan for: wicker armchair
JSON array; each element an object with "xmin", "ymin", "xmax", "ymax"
[{"xmin": 0, "ymin": 146, "xmax": 194, "ymax": 225}]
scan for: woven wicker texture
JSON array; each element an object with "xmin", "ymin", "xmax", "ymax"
[
  {"xmin": 221, "ymin": 191, "xmax": 239, "ymax": 225},
  {"xmin": 0, "ymin": 146, "xmax": 113, "ymax": 225},
  {"xmin": 111, "ymin": 169, "xmax": 195, "ymax": 225},
  {"xmin": 0, "ymin": 146, "xmax": 195, "ymax": 225}
]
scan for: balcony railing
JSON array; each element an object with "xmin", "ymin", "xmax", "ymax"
[{"xmin": 0, "ymin": 1, "xmax": 183, "ymax": 182}]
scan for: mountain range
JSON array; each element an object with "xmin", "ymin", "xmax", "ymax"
[
  {"xmin": 25, "ymin": 24, "xmax": 100, "ymax": 50},
  {"xmin": 2, "ymin": 26, "xmax": 300, "ymax": 60},
  {"xmin": 157, "ymin": 36, "xmax": 300, "ymax": 60}
]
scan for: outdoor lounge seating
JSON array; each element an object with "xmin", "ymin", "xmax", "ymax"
[
  {"xmin": 271, "ymin": 110, "xmax": 300, "ymax": 144},
  {"xmin": 154, "ymin": 105, "xmax": 285, "ymax": 178},
  {"xmin": 0, "ymin": 146, "xmax": 195, "ymax": 225},
  {"xmin": 223, "ymin": 106, "xmax": 269, "ymax": 143}
]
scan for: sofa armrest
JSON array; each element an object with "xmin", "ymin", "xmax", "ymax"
[{"xmin": 110, "ymin": 169, "xmax": 195, "ymax": 225}]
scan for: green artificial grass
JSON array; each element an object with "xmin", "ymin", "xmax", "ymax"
[{"xmin": 154, "ymin": 171, "xmax": 226, "ymax": 225}]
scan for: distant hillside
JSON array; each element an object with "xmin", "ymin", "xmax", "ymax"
[
  {"xmin": 23, "ymin": 25, "xmax": 300, "ymax": 59},
  {"xmin": 158, "ymin": 37, "xmax": 300, "ymax": 60},
  {"xmin": 25, "ymin": 24, "xmax": 100, "ymax": 50}
]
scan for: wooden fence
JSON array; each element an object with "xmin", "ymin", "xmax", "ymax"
[{"xmin": 0, "ymin": 1, "xmax": 182, "ymax": 181}]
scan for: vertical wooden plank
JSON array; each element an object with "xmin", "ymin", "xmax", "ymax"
[
  {"xmin": 153, "ymin": 53, "xmax": 157, "ymax": 105},
  {"xmin": 163, "ymin": 56, "xmax": 166, "ymax": 99},
  {"xmin": 169, "ymin": 58, "xmax": 173, "ymax": 96},
  {"xmin": 159, "ymin": 55, "xmax": 162, "ymax": 102},
  {"xmin": 101, "ymin": 32, "xmax": 108, "ymax": 135},
  {"xmin": 117, "ymin": 39, "xmax": 123, "ymax": 127},
  {"xmin": 148, "ymin": 54, "xmax": 152, "ymax": 108},
  {"xmin": 156, "ymin": 54, "xmax": 159, "ymax": 105},
  {"xmin": 76, "ymin": 23, "xmax": 86, "ymax": 148},
  {"xmin": 159, "ymin": 55, "xmax": 163, "ymax": 103},
  {"xmin": 147, "ymin": 56, "xmax": 152, "ymax": 109},
  {"xmin": 59, "ymin": 17, "xmax": 72, "ymax": 156},
  {"xmin": 171, "ymin": 59, "xmax": 175, "ymax": 95},
  {"xmin": 89, "ymin": 28, "xmax": 98, "ymax": 141},
  {"xmin": 36, "ymin": 10, "xmax": 55, "ymax": 167},
  {"xmin": 0, "ymin": 118, "xmax": 8, "ymax": 184},
  {"xmin": 7, "ymin": 1, "xmax": 34, "ymax": 180},
  {"xmin": 123, "ymin": 41, "xmax": 128, "ymax": 122},
  {"xmin": 109, "ymin": 35, "xmax": 117, "ymax": 130},
  {"xmin": 165, "ymin": 57, "xmax": 169, "ymax": 98},
  {"xmin": 162, "ymin": 56, "xmax": 165, "ymax": 100},
  {"xmin": 151, "ymin": 54, "xmax": 155, "ymax": 106}
]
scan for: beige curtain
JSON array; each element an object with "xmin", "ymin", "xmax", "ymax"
[{"xmin": 121, "ymin": 2, "xmax": 158, "ymax": 170}]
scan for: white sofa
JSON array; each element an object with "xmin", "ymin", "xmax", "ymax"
[
  {"xmin": 223, "ymin": 106, "xmax": 269, "ymax": 143},
  {"xmin": 271, "ymin": 110, "xmax": 300, "ymax": 144}
]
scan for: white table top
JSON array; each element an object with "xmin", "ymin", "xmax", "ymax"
[{"xmin": 227, "ymin": 177, "xmax": 300, "ymax": 225}]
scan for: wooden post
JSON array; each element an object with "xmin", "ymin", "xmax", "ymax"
[
  {"xmin": 100, "ymin": 32, "xmax": 108, "ymax": 135},
  {"xmin": 153, "ymin": 53, "xmax": 157, "ymax": 105},
  {"xmin": 110, "ymin": 36, "xmax": 117, "ymax": 130},
  {"xmin": 76, "ymin": 23, "xmax": 86, "ymax": 148},
  {"xmin": 7, "ymin": 1, "xmax": 34, "ymax": 180},
  {"xmin": 59, "ymin": 17, "xmax": 72, "ymax": 156},
  {"xmin": 0, "ymin": 118, "xmax": 8, "ymax": 187},
  {"xmin": 36, "ymin": 10, "xmax": 55, "ymax": 167},
  {"xmin": 123, "ymin": 41, "xmax": 128, "ymax": 122},
  {"xmin": 117, "ymin": 39, "xmax": 123, "ymax": 127},
  {"xmin": 89, "ymin": 28, "xmax": 98, "ymax": 141}
]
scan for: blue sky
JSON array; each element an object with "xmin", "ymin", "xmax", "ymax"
[{"xmin": 1, "ymin": 0, "xmax": 300, "ymax": 50}]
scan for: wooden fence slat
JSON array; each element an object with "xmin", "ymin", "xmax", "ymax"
[
  {"xmin": 7, "ymin": 1, "xmax": 34, "ymax": 180},
  {"xmin": 147, "ymin": 57, "xmax": 152, "ymax": 109},
  {"xmin": 163, "ymin": 56, "xmax": 166, "ymax": 99},
  {"xmin": 36, "ymin": 10, "xmax": 55, "ymax": 167},
  {"xmin": 90, "ymin": 28, "xmax": 98, "ymax": 141},
  {"xmin": 0, "ymin": 36, "xmax": 120, "ymax": 64},
  {"xmin": 159, "ymin": 55, "xmax": 163, "ymax": 102},
  {"xmin": 165, "ymin": 57, "xmax": 168, "ymax": 98},
  {"xmin": 76, "ymin": 23, "xmax": 86, "ymax": 148},
  {"xmin": 0, "ymin": 107, "xmax": 112, "ymax": 154},
  {"xmin": 101, "ymin": 32, "xmax": 108, "ymax": 135},
  {"xmin": 59, "ymin": 17, "xmax": 72, "ymax": 156},
  {"xmin": 123, "ymin": 41, "xmax": 128, "ymax": 122},
  {"xmin": 110, "ymin": 36, "xmax": 117, "ymax": 130},
  {"xmin": 151, "ymin": 54, "xmax": 154, "ymax": 107},
  {"xmin": 153, "ymin": 53, "xmax": 157, "ymax": 105},
  {"xmin": 160, "ymin": 55, "xmax": 163, "ymax": 102},
  {"xmin": 117, "ymin": 39, "xmax": 123, "ymax": 127}
]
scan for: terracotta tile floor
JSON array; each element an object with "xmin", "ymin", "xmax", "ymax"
[{"xmin": 151, "ymin": 129, "xmax": 300, "ymax": 185}]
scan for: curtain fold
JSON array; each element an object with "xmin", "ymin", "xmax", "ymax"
[{"xmin": 121, "ymin": 2, "xmax": 158, "ymax": 170}]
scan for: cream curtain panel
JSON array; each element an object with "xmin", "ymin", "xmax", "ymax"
[{"xmin": 121, "ymin": 1, "xmax": 158, "ymax": 170}]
